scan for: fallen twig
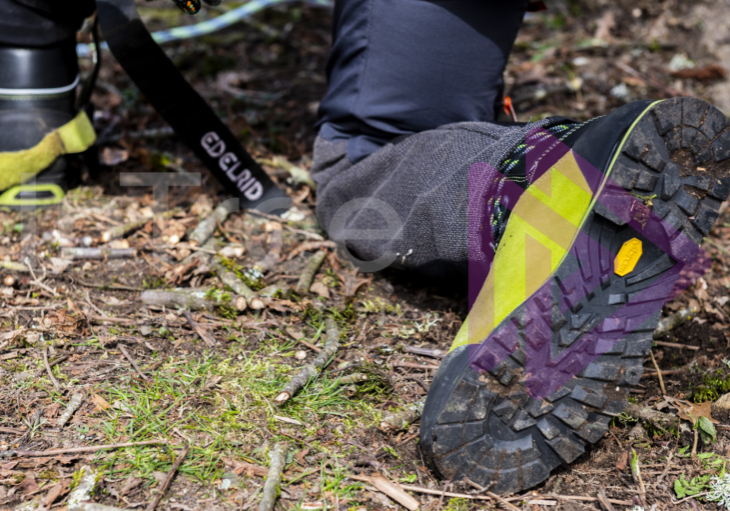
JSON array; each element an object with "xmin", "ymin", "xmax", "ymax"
[
  {"xmin": 189, "ymin": 198, "xmax": 238, "ymax": 246},
  {"xmin": 336, "ymin": 373, "xmax": 368, "ymax": 385},
  {"xmin": 211, "ymin": 257, "xmax": 262, "ymax": 309},
  {"xmin": 182, "ymin": 310, "xmax": 216, "ymax": 348},
  {"xmin": 0, "ymin": 427, "xmax": 25, "ymax": 435},
  {"xmin": 654, "ymin": 340, "xmax": 700, "ymax": 351},
  {"xmin": 76, "ymin": 280, "xmax": 143, "ymax": 292},
  {"xmin": 487, "ymin": 491, "xmax": 520, "ymax": 511},
  {"xmin": 624, "ymin": 403, "xmax": 679, "ymax": 427},
  {"xmin": 258, "ymin": 442, "xmax": 289, "ymax": 511},
  {"xmin": 255, "ymin": 222, "xmax": 283, "ymax": 271},
  {"xmin": 295, "ymin": 250, "xmax": 326, "ymax": 294},
  {"xmin": 145, "ymin": 443, "xmax": 190, "ymax": 511},
  {"xmin": 102, "ymin": 208, "xmax": 181, "ymax": 242},
  {"xmin": 649, "ymin": 350, "xmax": 666, "ymax": 395},
  {"xmin": 392, "ymin": 361, "xmax": 440, "ymax": 370},
  {"xmin": 0, "ymin": 261, "xmax": 28, "ymax": 272},
  {"xmin": 641, "ymin": 368, "xmax": 685, "ymax": 379},
  {"xmin": 119, "ymin": 345, "xmax": 149, "ymax": 381},
  {"xmin": 368, "ymin": 474, "xmax": 420, "ymax": 510},
  {"xmin": 287, "ymin": 240, "xmax": 337, "ymax": 260},
  {"xmin": 43, "ymin": 347, "xmax": 61, "ymax": 391},
  {"xmin": 14, "ymin": 440, "xmax": 164, "ymax": 457},
  {"xmin": 60, "ymin": 247, "xmax": 136, "ymax": 260},
  {"xmin": 654, "ymin": 307, "xmax": 698, "ymax": 339},
  {"xmin": 402, "ymin": 346, "xmax": 446, "ymax": 359},
  {"xmin": 179, "ymin": 237, "xmax": 222, "ymax": 267},
  {"xmin": 141, "ymin": 288, "xmax": 246, "ymax": 312},
  {"xmin": 379, "ymin": 397, "xmax": 426, "ymax": 433},
  {"xmin": 57, "ymin": 393, "xmax": 84, "ymax": 428},
  {"xmin": 275, "ymin": 318, "xmax": 340, "ymax": 404}
]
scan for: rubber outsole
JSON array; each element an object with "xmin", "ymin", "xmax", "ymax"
[{"xmin": 421, "ymin": 97, "xmax": 730, "ymax": 494}]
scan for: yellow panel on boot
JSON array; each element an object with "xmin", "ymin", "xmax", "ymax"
[
  {"xmin": 0, "ymin": 110, "xmax": 96, "ymax": 191},
  {"xmin": 451, "ymin": 150, "xmax": 594, "ymax": 351}
]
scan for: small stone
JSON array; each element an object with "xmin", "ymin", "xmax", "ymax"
[
  {"xmin": 295, "ymin": 350, "xmax": 307, "ymax": 360},
  {"xmin": 712, "ymin": 393, "xmax": 730, "ymax": 423}
]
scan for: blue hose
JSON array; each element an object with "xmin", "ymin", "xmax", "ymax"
[{"xmin": 77, "ymin": 0, "xmax": 332, "ymax": 57}]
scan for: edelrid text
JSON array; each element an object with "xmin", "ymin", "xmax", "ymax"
[{"xmin": 201, "ymin": 132, "xmax": 263, "ymax": 201}]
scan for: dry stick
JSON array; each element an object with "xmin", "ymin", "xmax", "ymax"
[
  {"xmin": 641, "ymin": 368, "xmax": 685, "ymax": 379},
  {"xmin": 597, "ymin": 488, "xmax": 616, "ymax": 511},
  {"xmin": 119, "ymin": 345, "xmax": 149, "ymax": 381},
  {"xmin": 141, "ymin": 288, "xmax": 243, "ymax": 312},
  {"xmin": 189, "ymin": 198, "xmax": 239, "ymax": 246},
  {"xmin": 295, "ymin": 250, "xmax": 326, "ymax": 294},
  {"xmin": 402, "ymin": 346, "xmax": 446, "ymax": 359},
  {"xmin": 211, "ymin": 257, "xmax": 262, "ymax": 309},
  {"xmin": 182, "ymin": 310, "xmax": 216, "ymax": 348},
  {"xmin": 368, "ymin": 474, "xmax": 420, "ymax": 511},
  {"xmin": 275, "ymin": 318, "xmax": 340, "ymax": 404},
  {"xmin": 335, "ymin": 373, "xmax": 368, "ymax": 385},
  {"xmin": 57, "ymin": 393, "xmax": 84, "ymax": 428},
  {"xmin": 649, "ymin": 350, "xmax": 666, "ymax": 395},
  {"xmin": 259, "ymin": 442, "xmax": 289, "ymax": 511},
  {"xmin": 379, "ymin": 397, "xmax": 426, "ymax": 433},
  {"xmin": 624, "ymin": 402, "xmax": 679, "ymax": 428},
  {"xmin": 392, "ymin": 361, "xmax": 440, "ymax": 370},
  {"xmin": 654, "ymin": 340, "xmax": 700, "ymax": 350},
  {"xmin": 43, "ymin": 347, "xmax": 61, "ymax": 391},
  {"xmin": 60, "ymin": 247, "xmax": 136, "ymax": 260},
  {"xmin": 653, "ymin": 307, "xmax": 697, "ymax": 339},
  {"xmin": 287, "ymin": 240, "xmax": 337, "ymax": 260},
  {"xmin": 0, "ymin": 261, "xmax": 28, "ymax": 272},
  {"xmin": 36, "ymin": 354, "xmax": 69, "ymax": 377},
  {"xmin": 487, "ymin": 491, "xmax": 520, "ymax": 511},
  {"xmin": 102, "ymin": 208, "xmax": 182, "ymax": 242},
  {"xmin": 0, "ymin": 427, "xmax": 25, "ymax": 435},
  {"xmin": 14, "ymin": 440, "xmax": 165, "ymax": 457},
  {"xmin": 256, "ymin": 223, "xmax": 283, "ymax": 271},
  {"xmin": 145, "ymin": 443, "xmax": 190, "ymax": 511},
  {"xmin": 179, "ymin": 237, "xmax": 222, "ymax": 267}
]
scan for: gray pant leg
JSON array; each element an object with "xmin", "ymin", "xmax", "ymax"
[{"xmin": 312, "ymin": 120, "xmax": 555, "ymax": 277}]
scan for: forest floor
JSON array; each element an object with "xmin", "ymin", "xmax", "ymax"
[{"xmin": 2, "ymin": 0, "xmax": 730, "ymax": 510}]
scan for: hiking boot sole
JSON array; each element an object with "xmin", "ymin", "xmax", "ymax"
[{"xmin": 421, "ymin": 97, "xmax": 730, "ymax": 493}]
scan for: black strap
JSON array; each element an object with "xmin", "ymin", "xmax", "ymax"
[{"xmin": 96, "ymin": 0, "xmax": 290, "ymax": 210}]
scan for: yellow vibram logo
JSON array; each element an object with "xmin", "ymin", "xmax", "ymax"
[{"xmin": 614, "ymin": 238, "xmax": 643, "ymax": 276}]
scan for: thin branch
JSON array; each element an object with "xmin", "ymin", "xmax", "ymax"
[
  {"xmin": 295, "ymin": 250, "xmax": 326, "ymax": 294},
  {"xmin": 43, "ymin": 348, "xmax": 61, "ymax": 391},
  {"xmin": 14, "ymin": 440, "xmax": 164, "ymax": 457},
  {"xmin": 275, "ymin": 318, "xmax": 340, "ymax": 404},
  {"xmin": 649, "ymin": 350, "xmax": 666, "ymax": 395},
  {"xmin": 183, "ymin": 311, "xmax": 216, "ymax": 348},
  {"xmin": 119, "ymin": 345, "xmax": 149, "ymax": 381},
  {"xmin": 258, "ymin": 442, "xmax": 289, "ymax": 511},
  {"xmin": 145, "ymin": 443, "xmax": 190, "ymax": 511}
]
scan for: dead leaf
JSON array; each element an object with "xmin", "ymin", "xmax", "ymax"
[
  {"xmin": 693, "ymin": 400, "xmax": 719, "ymax": 424},
  {"xmin": 120, "ymin": 476, "xmax": 143, "ymax": 497},
  {"xmin": 101, "ymin": 147, "xmax": 129, "ymax": 166},
  {"xmin": 285, "ymin": 328, "xmax": 304, "ymax": 341},
  {"xmin": 294, "ymin": 448, "xmax": 310, "ymax": 464},
  {"xmin": 43, "ymin": 481, "xmax": 67, "ymax": 507},
  {"xmin": 310, "ymin": 282, "xmax": 330, "ymax": 299},
  {"xmin": 20, "ymin": 473, "xmax": 39, "ymax": 494},
  {"xmin": 616, "ymin": 450, "xmax": 628, "ymax": 471},
  {"xmin": 91, "ymin": 394, "xmax": 111, "ymax": 411}
]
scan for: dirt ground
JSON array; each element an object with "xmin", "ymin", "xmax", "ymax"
[{"xmin": 2, "ymin": 0, "xmax": 730, "ymax": 510}]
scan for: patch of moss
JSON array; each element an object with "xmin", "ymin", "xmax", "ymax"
[
  {"xmin": 219, "ymin": 257, "xmax": 265, "ymax": 291},
  {"xmin": 691, "ymin": 370, "xmax": 730, "ymax": 403}
]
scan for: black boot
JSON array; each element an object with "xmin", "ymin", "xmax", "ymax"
[
  {"xmin": 0, "ymin": 37, "xmax": 95, "ymax": 207},
  {"xmin": 421, "ymin": 97, "xmax": 730, "ymax": 493}
]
